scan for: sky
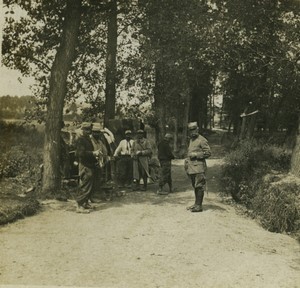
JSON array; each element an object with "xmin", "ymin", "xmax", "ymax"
[
  {"xmin": 0, "ymin": 65, "xmax": 33, "ymax": 96},
  {"xmin": 0, "ymin": 1, "xmax": 33, "ymax": 97}
]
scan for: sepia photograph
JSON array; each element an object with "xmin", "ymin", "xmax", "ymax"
[{"xmin": 0, "ymin": 0, "xmax": 300, "ymax": 287}]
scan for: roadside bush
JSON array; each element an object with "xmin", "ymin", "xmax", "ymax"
[
  {"xmin": 252, "ymin": 174, "xmax": 300, "ymax": 234},
  {"xmin": 221, "ymin": 139, "xmax": 291, "ymax": 205},
  {"xmin": 0, "ymin": 194, "xmax": 40, "ymax": 225},
  {"xmin": 0, "ymin": 121, "xmax": 43, "ymax": 180}
]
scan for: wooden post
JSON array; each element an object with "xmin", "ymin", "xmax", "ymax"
[{"xmin": 239, "ymin": 110, "xmax": 259, "ymax": 140}]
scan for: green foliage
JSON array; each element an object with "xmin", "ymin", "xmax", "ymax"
[
  {"xmin": 3, "ymin": 0, "xmax": 146, "ymax": 121},
  {"xmin": 3, "ymin": 0, "xmax": 300, "ymax": 134},
  {"xmin": 221, "ymin": 0, "xmax": 300, "ymax": 133},
  {"xmin": 0, "ymin": 121, "xmax": 43, "ymax": 179},
  {"xmin": 0, "ymin": 195, "xmax": 40, "ymax": 225},
  {"xmin": 221, "ymin": 138, "xmax": 300, "ymax": 235},
  {"xmin": 252, "ymin": 174, "xmax": 300, "ymax": 234},
  {"xmin": 221, "ymin": 139, "xmax": 291, "ymax": 204},
  {"xmin": 0, "ymin": 95, "xmax": 36, "ymax": 119}
]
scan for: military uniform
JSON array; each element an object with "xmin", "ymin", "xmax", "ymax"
[
  {"xmin": 184, "ymin": 122, "xmax": 211, "ymax": 212},
  {"xmin": 157, "ymin": 134, "xmax": 175, "ymax": 194}
]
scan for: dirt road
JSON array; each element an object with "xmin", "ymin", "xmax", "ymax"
[{"xmin": 0, "ymin": 159, "xmax": 299, "ymax": 288}]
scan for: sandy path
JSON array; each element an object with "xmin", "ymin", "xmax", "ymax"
[{"xmin": 0, "ymin": 159, "xmax": 299, "ymax": 288}]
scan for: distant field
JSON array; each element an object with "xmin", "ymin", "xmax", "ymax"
[
  {"xmin": 2, "ymin": 119, "xmax": 81, "ymax": 133},
  {"xmin": 2, "ymin": 118, "xmax": 45, "ymax": 132}
]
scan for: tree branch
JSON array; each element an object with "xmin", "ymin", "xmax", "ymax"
[{"xmin": 14, "ymin": 53, "xmax": 51, "ymax": 72}]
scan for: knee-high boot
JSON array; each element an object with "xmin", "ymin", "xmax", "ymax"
[
  {"xmin": 196, "ymin": 188, "xmax": 204, "ymax": 205},
  {"xmin": 142, "ymin": 176, "xmax": 147, "ymax": 191},
  {"xmin": 191, "ymin": 188, "xmax": 204, "ymax": 212}
]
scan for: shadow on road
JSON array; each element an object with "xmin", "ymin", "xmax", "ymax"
[{"xmin": 86, "ymin": 158, "xmax": 226, "ymax": 213}]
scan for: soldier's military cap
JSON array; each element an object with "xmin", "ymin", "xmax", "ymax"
[{"xmin": 187, "ymin": 122, "xmax": 198, "ymax": 130}]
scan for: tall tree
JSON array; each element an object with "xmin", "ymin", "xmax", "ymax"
[
  {"xmin": 104, "ymin": 0, "xmax": 117, "ymax": 126},
  {"xmin": 42, "ymin": 0, "xmax": 82, "ymax": 196},
  {"xmin": 3, "ymin": 0, "xmax": 94, "ymax": 196},
  {"xmin": 221, "ymin": 0, "xmax": 300, "ymax": 135}
]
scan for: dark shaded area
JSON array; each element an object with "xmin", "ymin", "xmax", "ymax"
[{"xmin": 0, "ymin": 194, "xmax": 40, "ymax": 225}]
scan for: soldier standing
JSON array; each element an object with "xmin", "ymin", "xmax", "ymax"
[
  {"xmin": 184, "ymin": 122, "xmax": 211, "ymax": 212},
  {"xmin": 157, "ymin": 133, "xmax": 175, "ymax": 195}
]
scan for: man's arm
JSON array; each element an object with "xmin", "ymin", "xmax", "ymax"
[
  {"xmin": 113, "ymin": 140, "xmax": 123, "ymax": 157},
  {"xmin": 189, "ymin": 139, "xmax": 211, "ymax": 160},
  {"xmin": 141, "ymin": 140, "xmax": 152, "ymax": 157}
]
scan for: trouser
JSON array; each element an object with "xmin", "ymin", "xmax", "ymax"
[
  {"xmin": 159, "ymin": 160, "xmax": 172, "ymax": 188},
  {"xmin": 76, "ymin": 164, "xmax": 95, "ymax": 206},
  {"xmin": 117, "ymin": 155, "xmax": 133, "ymax": 185},
  {"xmin": 92, "ymin": 167, "xmax": 105, "ymax": 196},
  {"xmin": 133, "ymin": 159, "xmax": 148, "ymax": 188},
  {"xmin": 190, "ymin": 173, "xmax": 206, "ymax": 206}
]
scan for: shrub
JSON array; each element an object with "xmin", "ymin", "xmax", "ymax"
[
  {"xmin": 0, "ymin": 121, "xmax": 43, "ymax": 179},
  {"xmin": 252, "ymin": 174, "xmax": 300, "ymax": 233},
  {"xmin": 0, "ymin": 195, "xmax": 40, "ymax": 225},
  {"xmin": 221, "ymin": 139, "xmax": 291, "ymax": 205}
]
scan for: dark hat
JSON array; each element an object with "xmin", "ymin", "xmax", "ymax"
[
  {"xmin": 164, "ymin": 133, "xmax": 173, "ymax": 139},
  {"xmin": 187, "ymin": 122, "xmax": 198, "ymax": 130},
  {"xmin": 92, "ymin": 123, "xmax": 102, "ymax": 132},
  {"xmin": 125, "ymin": 130, "xmax": 132, "ymax": 135}
]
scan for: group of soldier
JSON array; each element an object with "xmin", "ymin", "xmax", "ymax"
[{"xmin": 74, "ymin": 121, "xmax": 211, "ymax": 214}]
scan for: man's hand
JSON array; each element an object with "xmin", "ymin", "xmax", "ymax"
[
  {"xmin": 136, "ymin": 151, "xmax": 142, "ymax": 156},
  {"xmin": 189, "ymin": 152, "xmax": 205, "ymax": 160},
  {"xmin": 93, "ymin": 149, "xmax": 102, "ymax": 156},
  {"xmin": 189, "ymin": 152, "xmax": 197, "ymax": 159}
]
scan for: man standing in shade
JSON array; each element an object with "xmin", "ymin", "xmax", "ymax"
[
  {"xmin": 90, "ymin": 123, "xmax": 109, "ymax": 202},
  {"xmin": 184, "ymin": 122, "xmax": 211, "ymax": 212},
  {"xmin": 114, "ymin": 130, "xmax": 134, "ymax": 188},
  {"xmin": 131, "ymin": 129, "xmax": 152, "ymax": 191},
  {"xmin": 157, "ymin": 133, "xmax": 175, "ymax": 195},
  {"xmin": 75, "ymin": 122, "xmax": 98, "ymax": 213}
]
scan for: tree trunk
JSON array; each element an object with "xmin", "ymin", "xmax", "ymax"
[
  {"xmin": 182, "ymin": 91, "xmax": 191, "ymax": 150},
  {"xmin": 246, "ymin": 113, "xmax": 257, "ymax": 139},
  {"xmin": 104, "ymin": 0, "xmax": 118, "ymax": 127},
  {"xmin": 42, "ymin": 0, "xmax": 81, "ymax": 197},
  {"xmin": 189, "ymin": 71, "xmax": 211, "ymax": 130},
  {"xmin": 153, "ymin": 62, "xmax": 166, "ymax": 142},
  {"xmin": 173, "ymin": 116, "xmax": 178, "ymax": 153},
  {"xmin": 291, "ymin": 113, "xmax": 300, "ymax": 177}
]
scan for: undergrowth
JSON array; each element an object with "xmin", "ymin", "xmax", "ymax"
[
  {"xmin": 221, "ymin": 139, "xmax": 300, "ymax": 236},
  {"xmin": 0, "ymin": 120, "xmax": 43, "ymax": 179}
]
